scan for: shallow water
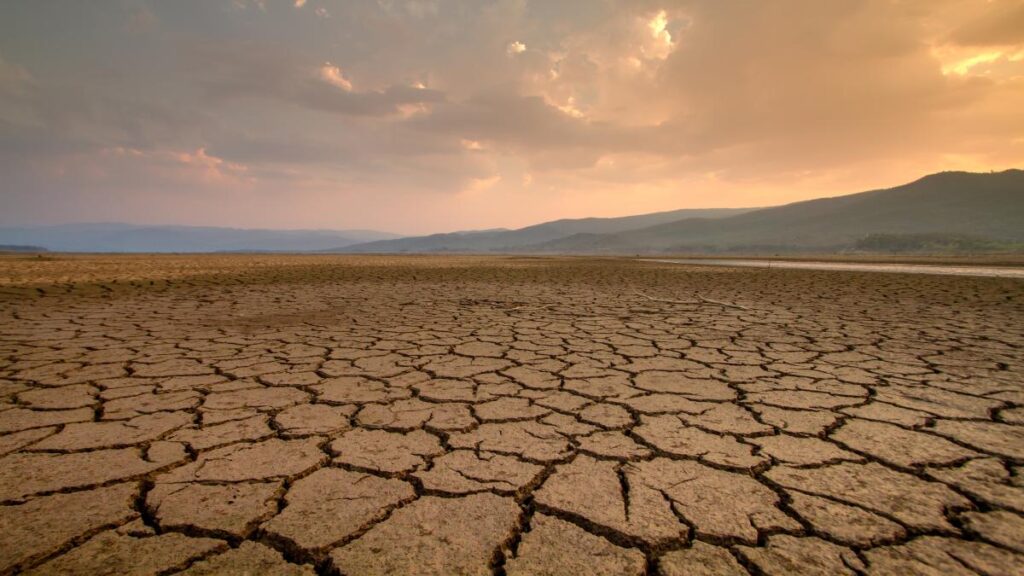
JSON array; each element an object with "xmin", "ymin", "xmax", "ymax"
[{"xmin": 649, "ymin": 258, "xmax": 1024, "ymax": 279}]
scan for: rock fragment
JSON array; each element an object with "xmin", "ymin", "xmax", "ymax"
[
  {"xmin": 23, "ymin": 531, "xmax": 226, "ymax": 576},
  {"xmin": 263, "ymin": 468, "xmax": 414, "ymax": 551},
  {"xmin": 158, "ymin": 438, "xmax": 325, "ymax": 483},
  {"xmin": 202, "ymin": 387, "xmax": 310, "ymax": 411},
  {"xmin": 534, "ymin": 455, "xmax": 687, "ymax": 546},
  {"xmin": 927, "ymin": 458, "xmax": 1024, "ymax": 513},
  {"xmin": 786, "ymin": 491, "xmax": 905, "ymax": 546},
  {"xmin": 330, "ymin": 493, "xmax": 519, "ymax": 576},
  {"xmin": 168, "ymin": 414, "xmax": 274, "ymax": 450},
  {"xmin": 578, "ymin": 431, "xmax": 652, "ymax": 459},
  {"xmin": 148, "ymin": 481, "xmax": 281, "ymax": 538},
  {"xmin": 274, "ymin": 403, "xmax": 354, "ymax": 436},
  {"xmin": 960, "ymin": 510, "xmax": 1024, "ymax": 553},
  {"xmin": 831, "ymin": 419, "xmax": 978, "ymax": 467},
  {"xmin": 175, "ymin": 541, "xmax": 315, "ymax": 575},
  {"xmin": 635, "ymin": 415, "xmax": 766, "ymax": 469},
  {"xmin": 767, "ymin": 462, "xmax": 970, "ymax": 532},
  {"xmin": 0, "ymin": 407, "xmax": 94, "ymax": 434},
  {"xmin": 448, "ymin": 421, "xmax": 573, "ymax": 462},
  {"xmin": 737, "ymin": 535, "xmax": 864, "ymax": 575},
  {"xmin": 864, "ymin": 536, "xmax": 1024, "ymax": 575},
  {"xmin": 929, "ymin": 419, "xmax": 1024, "ymax": 459},
  {"xmin": 749, "ymin": 405, "xmax": 839, "ymax": 435},
  {"xmin": 34, "ymin": 411, "xmax": 192, "ymax": 451},
  {"xmin": 313, "ymin": 376, "xmax": 410, "ymax": 404},
  {"xmin": 0, "ymin": 427, "xmax": 56, "ymax": 456},
  {"xmin": 415, "ymin": 450, "xmax": 543, "ymax": 495},
  {"xmin": 634, "ymin": 458, "xmax": 798, "ymax": 544},
  {"xmin": 506, "ymin": 513, "xmax": 646, "ymax": 575},
  {"xmin": 330, "ymin": 428, "xmax": 442, "ymax": 473},
  {"xmin": 657, "ymin": 541, "xmax": 747, "ymax": 576},
  {"xmin": 0, "ymin": 447, "xmax": 183, "ymax": 501},
  {"xmin": 0, "ymin": 483, "xmax": 138, "ymax": 573},
  {"xmin": 750, "ymin": 434, "xmax": 860, "ymax": 466},
  {"xmin": 633, "ymin": 371, "xmax": 735, "ymax": 400}
]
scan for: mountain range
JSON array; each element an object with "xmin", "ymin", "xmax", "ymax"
[
  {"xmin": 2, "ymin": 169, "xmax": 1020, "ymax": 254},
  {"xmin": 338, "ymin": 208, "xmax": 755, "ymax": 253},
  {"xmin": 337, "ymin": 169, "xmax": 1024, "ymax": 254}
]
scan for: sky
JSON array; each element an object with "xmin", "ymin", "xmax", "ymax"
[{"xmin": 0, "ymin": 0, "xmax": 1022, "ymax": 235}]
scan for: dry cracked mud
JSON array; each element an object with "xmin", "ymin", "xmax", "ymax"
[{"xmin": 0, "ymin": 253, "xmax": 1022, "ymax": 575}]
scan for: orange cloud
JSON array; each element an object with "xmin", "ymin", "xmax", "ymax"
[{"xmin": 318, "ymin": 63, "xmax": 352, "ymax": 91}]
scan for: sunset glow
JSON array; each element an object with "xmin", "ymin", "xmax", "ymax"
[{"xmin": 1, "ymin": 0, "xmax": 1022, "ymax": 234}]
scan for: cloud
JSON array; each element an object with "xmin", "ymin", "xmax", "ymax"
[
  {"xmin": 319, "ymin": 63, "xmax": 353, "ymax": 91},
  {"xmin": 0, "ymin": 0, "xmax": 1021, "ymax": 233},
  {"xmin": 643, "ymin": 10, "xmax": 674, "ymax": 60},
  {"xmin": 506, "ymin": 41, "xmax": 526, "ymax": 56},
  {"xmin": 174, "ymin": 147, "xmax": 251, "ymax": 184},
  {"xmin": 190, "ymin": 41, "xmax": 445, "ymax": 117},
  {"xmin": 941, "ymin": 50, "xmax": 1005, "ymax": 76}
]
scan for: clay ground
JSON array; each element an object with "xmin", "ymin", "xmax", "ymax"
[{"xmin": 0, "ymin": 254, "xmax": 1023, "ymax": 575}]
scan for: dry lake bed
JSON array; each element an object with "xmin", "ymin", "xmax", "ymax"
[{"xmin": 1, "ymin": 254, "xmax": 1022, "ymax": 575}]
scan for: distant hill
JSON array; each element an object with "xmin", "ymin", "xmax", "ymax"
[
  {"xmin": 0, "ymin": 224, "xmax": 402, "ymax": 253},
  {"xmin": 0, "ymin": 245, "xmax": 48, "ymax": 253},
  {"xmin": 6, "ymin": 170, "xmax": 1018, "ymax": 254},
  {"xmin": 336, "ymin": 208, "xmax": 756, "ymax": 253},
  {"xmin": 528, "ymin": 170, "xmax": 1024, "ymax": 253}
]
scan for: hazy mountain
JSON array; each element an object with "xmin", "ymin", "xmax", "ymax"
[
  {"xmin": 6, "ymin": 170, "xmax": 1018, "ymax": 254},
  {"xmin": 0, "ymin": 245, "xmax": 47, "ymax": 252},
  {"xmin": 528, "ymin": 170, "xmax": 1024, "ymax": 253},
  {"xmin": 0, "ymin": 224, "xmax": 402, "ymax": 253},
  {"xmin": 336, "ymin": 208, "xmax": 756, "ymax": 253}
]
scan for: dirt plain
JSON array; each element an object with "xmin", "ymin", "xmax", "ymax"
[{"xmin": 0, "ymin": 253, "xmax": 1022, "ymax": 575}]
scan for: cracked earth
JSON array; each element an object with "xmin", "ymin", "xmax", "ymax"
[{"xmin": 0, "ymin": 254, "xmax": 1022, "ymax": 575}]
